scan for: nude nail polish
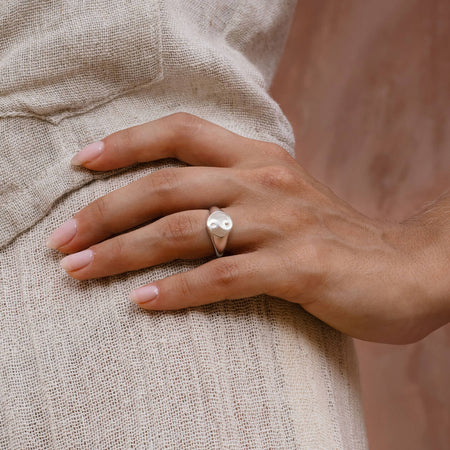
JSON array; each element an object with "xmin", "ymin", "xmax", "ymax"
[
  {"xmin": 60, "ymin": 249, "xmax": 93, "ymax": 272},
  {"xmin": 71, "ymin": 141, "xmax": 104, "ymax": 166},
  {"xmin": 46, "ymin": 219, "xmax": 77, "ymax": 249},
  {"xmin": 130, "ymin": 285, "xmax": 159, "ymax": 304}
]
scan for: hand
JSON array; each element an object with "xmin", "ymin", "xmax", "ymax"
[{"xmin": 46, "ymin": 113, "xmax": 449, "ymax": 344}]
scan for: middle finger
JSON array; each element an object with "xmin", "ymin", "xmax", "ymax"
[{"xmin": 48, "ymin": 166, "xmax": 243, "ymax": 253}]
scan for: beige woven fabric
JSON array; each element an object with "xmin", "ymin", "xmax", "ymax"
[{"xmin": 0, "ymin": 1, "xmax": 368, "ymax": 448}]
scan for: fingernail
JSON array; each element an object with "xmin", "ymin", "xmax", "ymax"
[
  {"xmin": 60, "ymin": 249, "xmax": 93, "ymax": 272},
  {"xmin": 71, "ymin": 141, "xmax": 104, "ymax": 166},
  {"xmin": 46, "ymin": 219, "xmax": 77, "ymax": 249},
  {"xmin": 130, "ymin": 285, "xmax": 159, "ymax": 304}
]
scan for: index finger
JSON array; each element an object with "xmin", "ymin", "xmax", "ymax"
[{"xmin": 71, "ymin": 112, "xmax": 262, "ymax": 170}]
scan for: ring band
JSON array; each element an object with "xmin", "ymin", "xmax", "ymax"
[{"xmin": 206, "ymin": 207, "xmax": 233, "ymax": 257}]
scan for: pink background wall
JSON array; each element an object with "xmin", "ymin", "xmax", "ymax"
[{"xmin": 270, "ymin": 1, "xmax": 450, "ymax": 448}]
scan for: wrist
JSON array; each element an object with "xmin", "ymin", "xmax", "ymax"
[
  {"xmin": 412, "ymin": 221, "xmax": 450, "ymax": 316},
  {"xmin": 400, "ymin": 209, "xmax": 450, "ymax": 331},
  {"xmin": 378, "ymin": 216, "xmax": 449, "ymax": 343}
]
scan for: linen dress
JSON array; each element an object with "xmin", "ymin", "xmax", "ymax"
[{"xmin": 0, "ymin": 1, "xmax": 368, "ymax": 448}]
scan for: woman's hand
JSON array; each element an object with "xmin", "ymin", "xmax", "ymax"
[{"xmin": 46, "ymin": 113, "xmax": 449, "ymax": 344}]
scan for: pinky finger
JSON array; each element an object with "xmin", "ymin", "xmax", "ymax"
[{"xmin": 129, "ymin": 253, "xmax": 265, "ymax": 310}]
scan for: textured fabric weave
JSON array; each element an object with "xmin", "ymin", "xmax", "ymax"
[{"xmin": 0, "ymin": 1, "xmax": 368, "ymax": 448}]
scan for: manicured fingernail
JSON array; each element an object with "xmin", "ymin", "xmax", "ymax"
[
  {"xmin": 130, "ymin": 285, "xmax": 159, "ymax": 304},
  {"xmin": 46, "ymin": 219, "xmax": 77, "ymax": 249},
  {"xmin": 71, "ymin": 141, "xmax": 104, "ymax": 166},
  {"xmin": 60, "ymin": 249, "xmax": 93, "ymax": 272}
]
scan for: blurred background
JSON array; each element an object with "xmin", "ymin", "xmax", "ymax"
[{"xmin": 270, "ymin": 1, "xmax": 450, "ymax": 449}]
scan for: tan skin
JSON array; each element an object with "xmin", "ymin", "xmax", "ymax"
[{"xmin": 46, "ymin": 113, "xmax": 450, "ymax": 345}]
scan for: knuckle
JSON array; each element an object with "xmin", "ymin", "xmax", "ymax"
[
  {"xmin": 121, "ymin": 126, "xmax": 134, "ymax": 148},
  {"xmin": 169, "ymin": 112, "xmax": 203, "ymax": 139},
  {"xmin": 92, "ymin": 236, "xmax": 125, "ymax": 263},
  {"xmin": 178, "ymin": 272, "xmax": 195, "ymax": 298},
  {"xmin": 163, "ymin": 214, "xmax": 196, "ymax": 243},
  {"xmin": 254, "ymin": 164, "xmax": 298, "ymax": 190},
  {"xmin": 262, "ymin": 143, "xmax": 293, "ymax": 162},
  {"xmin": 149, "ymin": 168, "xmax": 180, "ymax": 195},
  {"xmin": 110, "ymin": 236, "xmax": 126, "ymax": 260},
  {"xmin": 109, "ymin": 125, "xmax": 134, "ymax": 152},
  {"xmin": 89, "ymin": 196, "xmax": 111, "ymax": 231},
  {"xmin": 210, "ymin": 260, "xmax": 241, "ymax": 288}
]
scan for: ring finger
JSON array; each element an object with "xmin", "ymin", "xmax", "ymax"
[
  {"xmin": 46, "ymin": 166, "xmax": 244, "ymax": 254},
  {"xmin": 59, "ymin": 207, "xmax": 264, "ymax": 280}
]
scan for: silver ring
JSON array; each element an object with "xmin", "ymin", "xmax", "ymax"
[{"xmin": 206, "ymin": 207, "xmax": 233, "ymax": 257}]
